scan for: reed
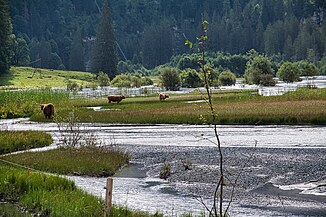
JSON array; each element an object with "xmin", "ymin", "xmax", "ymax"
[
  {"xmin": 0, "ymin": 165, "xmax": 103, "ymax": 216},
  {"xmin": 0, "ymin": 89, "xmax": 69, "ymax": 119},
  {"xmin": 0, "ymin": 131, "xmax": 52, "ymax": 155}
]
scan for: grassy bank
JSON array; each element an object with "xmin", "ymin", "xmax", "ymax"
[
  {"xmin": 0, "ymin": 131, "xmax": 53, "ymax": 155},
  {"xmin": 1, "ymin": 146, "xmax": 130, "ymax": 177},
  {"xmin": 0, "ymin": 165, "xmax": 103, "ymax": 216}
]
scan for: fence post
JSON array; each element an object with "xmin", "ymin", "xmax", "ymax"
[{"xmin": 104, "ymin": 177, "xmax": 113, "ymax": 217}]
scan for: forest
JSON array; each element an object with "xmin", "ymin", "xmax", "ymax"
[{"xmin": 3, "ymin": 0, "xmax": 326, "ymax": 76}]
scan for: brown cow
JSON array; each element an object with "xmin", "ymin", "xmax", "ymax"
[
  {"xmin": 159, "ymin": 93, "xmax": 169, "ymax": 101},
  {"xmin": 107, "ymin": 95, "xmax": 125, "ymax": 103},
  {"xmin": 40, "ymin": 103, "xmax": 55, "ymax": 119}
]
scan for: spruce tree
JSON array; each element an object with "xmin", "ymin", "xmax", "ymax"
[
  {"xmin": 91, "ymin": 0, "xmax": 118, "ymax": 79},
  {"xmin": 0, "ymin": 0, "xmax": 12, "ymax": 74},
  {"xmin": 69, "ymin": 27, "xmax": 85, "ymax": 71}
]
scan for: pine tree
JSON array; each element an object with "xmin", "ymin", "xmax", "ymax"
[
  {"xmin": 0, "ymin": 0, "xmax": 12, "ymax": 74},
  {"xmin": 69, "ymin": 27, "xmax": 85, "ymax": 71},
  {"xmin": 91, "ymin": 0, "xmax": 118, "ymax": 79}
]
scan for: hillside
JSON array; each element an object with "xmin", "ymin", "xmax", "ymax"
[
  {"xmin": 8, "ymin": 0, "xmax": 326, "ymax": 71},
  {"xmin": 0, "ymin": 67, "xmax": 96, "ymax": 89}
]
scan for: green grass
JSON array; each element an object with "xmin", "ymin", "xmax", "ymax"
[
  {"xmin": 0, "ymin": 164, "xmax": 103, "ymax": 216},
  {"xmin": 0, "ymin": 203, "xmax": 33, "ymax": 217},
  {"xmin": 29, "ymin": 88, "xmax": 326, "ymax": 125},
  {"xmin": 0, "ymin": 66, "xmax": 96, "ymax": 89},
  {"xmin": 0, "ymin": 131, "xmax": 53, "ymax": 155},
  {"xmin": 0, "ymin": 163, "xmax": 165, "ymax": 217},
  {"xmin": 1, "ymin": 83, "xmax": 326, "ymax": 125},
  {"xmin": 1, "ymin": 146, "xmax": 130, "ymax": 177},
  {"xmin": 0, "ymin": 89, "xmax": 69, "ymax": 119}
]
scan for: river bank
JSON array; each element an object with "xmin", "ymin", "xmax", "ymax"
[{"xmin": 1, "ymin": 119, "xmax": 325, "ymax": 216}]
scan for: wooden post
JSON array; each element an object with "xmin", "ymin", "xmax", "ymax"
[{"xmin": 104, "ymin": 177, "xmax": 113, "ymax": 217}]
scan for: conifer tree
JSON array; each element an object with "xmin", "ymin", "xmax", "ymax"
[
  {"xmin": 0, "ymin": 0, "xmax": 12, "ymax": 74},
  {"xmin": 69, "ymin": 27, "xmax": 85, "ymax": 71},
  {"xmin": 91, "ymin": 0, "xmax": 118, "ymax": 79}
]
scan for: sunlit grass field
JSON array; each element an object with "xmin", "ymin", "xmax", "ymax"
[{"xmin": 0, "ymin": 66, "xmax": 96, "ymax": 89}]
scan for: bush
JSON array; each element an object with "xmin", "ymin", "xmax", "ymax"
[
  {"xmin": 244, "ymin": 55, "xmax": 275, "ymax": 86},
  {"xmin": 159, "ymin": 67, "xmax": 181, "ymax": 91},
  {"xmin": 296, "ymin": 60, "xmax": 319, "ymax": 76},
  {"xmin": 218, "ymin": 70, "xmax": 236, "ymax": 86},
  {"xmin": 180, "ymin": 68, "xmax": 201, "ymax": 87},
  {"xmin": 111, "ymin": 73, "xmax": 151, "ymax": 88},
  {"xmin": 97, "ymin": 71, "xmax": 110, "ymax": 87},
  {"xmin": 159, "ymin": 162, "xmax": 171, "ymax": 179},
  {"xmin": 276, "ymin": 62, "xmax": 301, "ymax": 83}
]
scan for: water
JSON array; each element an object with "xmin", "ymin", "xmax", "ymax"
[{"xmin": 1, "ymin": 119, "xmax": 325, "ymax": 216}]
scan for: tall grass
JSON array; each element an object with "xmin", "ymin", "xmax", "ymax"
[
  {"xmin": 0, "ymin": 130, "xmax": 53, "ymax": 155},
  {"xmin": 0, "ymin": 165, "xmax": 103, "ymax": 216},
  {"xmin": 1, "ymin": 146, "xmax": 130, "ymax": 177},
  {"xmin": 0, "ymin": 164, "xmax": 162, "ymax": 217},
  {"xmin": 0, "ymin": 203, "xmax": 33, "ymax": 217},
  {"xmin": 0, "ymin": 89, "xmax": 69, "ymax": 118}
]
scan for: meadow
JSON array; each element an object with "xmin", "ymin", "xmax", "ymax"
[
  {"xmin": 0, "ymin": 66, "xmax": 96, "ymax": 89},
  {"xmin": 1, "ymin": 87, "xmax": 326, "ymax": 125}
]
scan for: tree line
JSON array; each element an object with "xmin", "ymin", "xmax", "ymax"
[{"xmin": 1, "ymin": 0, "xmax": 326, "ymax": 79}]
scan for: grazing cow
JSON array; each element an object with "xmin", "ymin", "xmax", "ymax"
[
  {"xmin": 107, "ymin": 95, "xmax": 125, "ymax": 103},
  {"xmin": 159, "ymin": 93, "xmax": 169, "ymax": 101},
  {"xmin": 40, "ymin": 103, "xmax": 54, "ymax": 119}
]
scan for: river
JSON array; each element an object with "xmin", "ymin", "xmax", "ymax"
[{"xmin": 0, "ymin": 118, "xmax": 325, "ymax": 216}]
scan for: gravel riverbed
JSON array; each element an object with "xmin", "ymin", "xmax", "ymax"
[{"xmin": 117, "ymin": 144, "xmax": 326, "ymax": 216}]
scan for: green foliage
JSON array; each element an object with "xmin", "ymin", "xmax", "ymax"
[
  {"xmin": 177, "ymin": 54, "xmax": 199, "ymax": 70},
  {"xmin": 91, "ymin": 0, "xmax": 118, "ymax": 78},
  {"xmin": 317, "ymin": 56, "xmax": 326, "ymax": 75},
  {"xmin": 159, "ymin": 162, "xmax": 171, "ymax": 179},
  {"xmin": 0, "ymin": 0, "xmax": 12, "ymax": 74},
  {"xmin": 159, "ymin": 67, "xmax": 181, "ymax": 91},
  {"xmin": 66, "ymin": 79, "xmax": 79, "ymax": 91},
  {"xmin": 97, "ymin": 71, "xmax": 110, "ymax": 87},
  {"xmin": 218, "ymin": 70, "xmax": 236, "ymax": 86},
  {"xmin": 180, "ymin": 68, "xmax": 201, "ymax": 88},
  {"xmin": 111, "ymin": 73, "xmax": 152, "ymax": 88},
  {"xmin": 0, "ymin": 131, "xmax": 52, "ymax": 155},
  {"xmin": 69, "ymin": 27, "xmax": 85, "ymax": 71},
  {"xmin": 295, "ymin": 60, "xmax": 319, "ymax": 76},
  {"xmin": 10, "ymin": 35, "xmax": 30, "ymax": 66},
  {"xmin": 276, "ymin": 62, "xmax": 301, "ymax": 83},
  {"xmin": 244, "ymin": 55, "xmax": 276, "ymax": 86},
  {"xmin": 142, "ymin": 20, "xmax": 173, "ymax": 69}
]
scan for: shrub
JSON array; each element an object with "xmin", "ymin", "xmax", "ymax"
[
  {"xmin": 160, "ymin": 67, "xmax": 181, "ymax": 91},
  {"xmin": 276, "ymin": 62, "xmax": 301, "ymax": 83},
  {"xmin": 180, "ymin": 68, "xmax": 201, "ymax": 88},
  {"xmin": 244, "ymin": 55, "xmax": 275, "ymax": 86},
  {"xmin": 296, "ymin": 60, "xmax": 319, "ymax": 76},
  {"xmin": 218, "ymin": 70, "xmax": 236, "ymax": 86},
  {"xmin": 97, "ymin": 71, "xmax": 110, "ymax": 87},
  {"xmin": 159, "ymin": 162, "xmax": 171, "ymax": 179}
]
